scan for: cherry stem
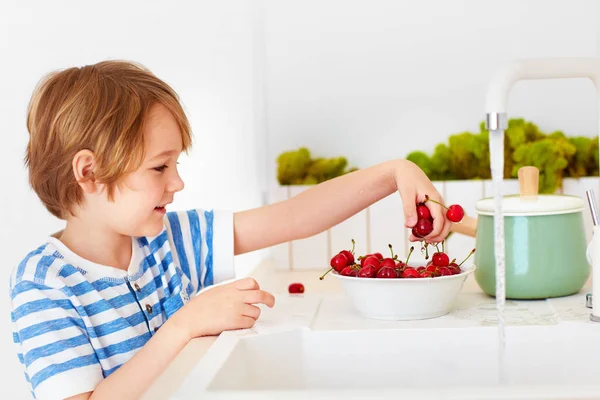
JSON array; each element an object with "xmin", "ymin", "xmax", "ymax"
[
  {"xmin": 388, "ymin": 244, "xmax": 395, "ymax": 258},
  {"xmin": 442, "ymin": 240, "xmax": 445, "ymax": 253},
  {"xmin": 435, "ymin": 243, "xmax": 440, "ymax": 252},
  {"xmin": 405, "ymin": 246, "xmax": 414, "ymax": 265},
  {"xmin": 319, "ymin": 268, "xmax": 333, "ymax": 280},
  {"xmin": 350, "ymin": 239, "xmax": 355, "ymax": 254},
  {"xmin": 425, "ymin": 195, "xmax": 448, "ymax": 210},
  {"xmin": 424, "ymin": 243, "xmax": 429, "ymax": 259},
  {"xmin": 458, "ymin": 248, "xmax": 476, "ymax": 267}
]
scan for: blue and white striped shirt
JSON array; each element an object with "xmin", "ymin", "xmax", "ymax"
[{"xmin": 9, "ymin": 209, "xmax": 234, "ymax": 400}]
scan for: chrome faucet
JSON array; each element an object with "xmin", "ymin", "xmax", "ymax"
[{"xmin": 484, "ymin": 58, "xmax": 600, "ymax": 322}]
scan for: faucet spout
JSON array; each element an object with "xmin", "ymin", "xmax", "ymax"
[
  {"xmin": 485, "ymin": 58, "xmax": 600, "ymax": 113},
  {"xmin": 484, "ymin": 57, "xmax": 600, "ymax": 322}
]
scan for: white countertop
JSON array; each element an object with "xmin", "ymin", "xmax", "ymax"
[{"xmin": 141, "ymin": 260, "xmax": 595, "ymax": 399}]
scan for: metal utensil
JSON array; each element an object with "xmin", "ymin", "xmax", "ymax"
[{"xmin": 586, "ymin": 189, "xmax": 599, "ymax": 226}]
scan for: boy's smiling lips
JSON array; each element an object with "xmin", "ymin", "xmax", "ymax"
[{"xmin": 154, "ymin": 201, "xmax": 172, "ymax": 213}]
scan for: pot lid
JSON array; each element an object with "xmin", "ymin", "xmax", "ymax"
[{"xmin": 475, "ymin": 194, "xmax": 585, "ymax": 216}]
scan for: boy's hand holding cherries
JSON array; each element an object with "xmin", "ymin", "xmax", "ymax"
[{"xmin": 320, "ymin": 195, "xmax": 475, "ymax": 280}]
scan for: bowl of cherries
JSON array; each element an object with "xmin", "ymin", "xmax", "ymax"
[{"xmin": 319, "ymin": 197, "xmax": 475, "ymax": 321}]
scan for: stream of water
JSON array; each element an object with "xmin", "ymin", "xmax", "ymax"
[{"xmin": 489, "ymin": 128, "xmax": 507, "ymax": 384}]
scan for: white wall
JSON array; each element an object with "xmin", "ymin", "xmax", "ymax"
[
  {"xmin": 263, "ymin": 0, "xmax": 600, "ymax": 181},
  {"xmin": 0, "ymin": 1, "xmax": 263, "ymax": 397}
]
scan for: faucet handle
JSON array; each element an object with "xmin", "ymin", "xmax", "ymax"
[{"xmin": 587, "ymin": 293, "xmax": 593, "ymax": 308}]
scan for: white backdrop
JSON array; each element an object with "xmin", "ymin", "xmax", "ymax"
[{"xmin": 263, "ymin": 0, "xmax": 600, "ymax": 180}]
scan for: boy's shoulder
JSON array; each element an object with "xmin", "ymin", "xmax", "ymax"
[{"xmin": 9, "ymin": 240, "xmax": 74, "ymax": 294}]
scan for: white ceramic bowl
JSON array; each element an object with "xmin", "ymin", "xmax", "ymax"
[{"xmin": 332, "ymin": 259, "xmax": 475, "ymax": 321}]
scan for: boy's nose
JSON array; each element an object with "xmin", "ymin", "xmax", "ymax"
[{"xmin": 168, "ymin": 172, "xmax": 185, "ymax": 193}]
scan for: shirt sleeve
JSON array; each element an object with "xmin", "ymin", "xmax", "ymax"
[
  {"xmin": 10, "ymin": 279, "xmax": 103, "ymax": 400},
  {"xmin": 165, "ymin": 209, "xmax": 235, "ymax": 294}
]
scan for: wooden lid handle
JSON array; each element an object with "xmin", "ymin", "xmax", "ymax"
[
  {"xmin": 449, "ymin": 215, "xmax": 478, "ymax": 238},
  {"xmin": 518, "ymin": 166, "xmax": 539, "ymax": 198}
]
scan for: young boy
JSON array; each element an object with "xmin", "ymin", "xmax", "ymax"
[{"xmin": 10, "ymin": 60, "xmax": 451, "ymax": 400}]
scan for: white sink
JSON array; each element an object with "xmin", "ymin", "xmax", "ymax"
[{"xmin": 177, "ymin": 322, "xmax": 600, "ymax": 399}]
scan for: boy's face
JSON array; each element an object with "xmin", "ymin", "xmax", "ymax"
[{"xmin": 89, "ymin": 103, "xmax": 185, "ymax": 237}]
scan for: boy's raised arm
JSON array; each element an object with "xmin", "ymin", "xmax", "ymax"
[{"xmin": 233, "ymin": 159, "xmax": 451, "ymax": 256}]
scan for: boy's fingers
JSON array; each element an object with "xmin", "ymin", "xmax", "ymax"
[
  {"xmin": 434, "ymin": 219, "xmax": 452, "ymax": 243},
  {"xmin": 244, "ymin": 290, "xmax": 275, "ymax": 308},
  {"xmin": 425, "ymin": 194, "xmax": 445, "ymax": 239},
  {"xmin": 237, "ymin": 315, "xmax": 256, "ymax": 329},
  {"xmin": 235, "ymin": 277, "xmax": 260, "ymax": 290},
  {"xmin": 243, "ymin": 304, "xmax": 261, "ymax": 320},
  {"xmin": 400, "ymin": 190, "xmax": 417, "ymax": 228}
]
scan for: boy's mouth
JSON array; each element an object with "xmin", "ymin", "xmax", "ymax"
[{"xmin": 154, "ymin": 202, "xmax": 170, "ymax": 213}]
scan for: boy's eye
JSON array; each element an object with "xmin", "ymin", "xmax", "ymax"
[{"xmin": 153, "ymin": 165, "xmax": 168, "ymax": 172}]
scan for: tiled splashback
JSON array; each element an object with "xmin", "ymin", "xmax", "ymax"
[{"xmin": 266, "ymin": 177, "xmax": 600, "ymax": 270}]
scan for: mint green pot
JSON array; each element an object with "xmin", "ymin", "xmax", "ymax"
[{"xmin": 473, "ymin": 194, "xmax": 590, "ymax": 299}]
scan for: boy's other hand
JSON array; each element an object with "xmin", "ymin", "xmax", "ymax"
[{"xmin": 169, "ymin": 277, "xmax": 275, "ymax": 340}]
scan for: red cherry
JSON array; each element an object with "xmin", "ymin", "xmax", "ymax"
[
  {"xmin": 339, "ymin": 250, "xmax": 354, "ymax": 264},
  {"xmin": 362, "ymin": 256, "xmax": 381, "ymax": 270},
  {"xmin": 416, "ymin": 204, "xmax": 432, "ymax": 220},
  {"xmin": 416, "ymin": 266, "xmax": 426, "ymax": 273},
  {"xmin": 411, "ymin": 226, "xmax": 420, "ymax": 238},
  {"xmin": 373, "ymin": 252, "xmax": 384, "ymax": 260},
  {"xmin": 424, "ymin": 195, "xmax": 465, "ymax": 223},
  {"xmin": 412, "ymin": 218, "xmax": 433, "ymax": 238},
  {"xmin": 420, "ymin": 271, "xmax": 434, "ymax": 278},
  {"xmin": 377, "ymin": 266, "xmax": 399, "ymax": 278},
  {"xmin": 448, "ymin": 264, "xmax": 461, "ymax": 275},
  {"xmin": 330, "ymin": 253, "xmax": 349, "ymax": 272},
  {"xmin": 358, "ymin": 265, "xmax": 377, "ymax": 278},
  {"xmin": 394, "ymin": 262, "xmax": 406, "ymax": 275},
  {"xmin": 288, "ymin": 283, "xmax": 304, "ymax": 294},
  {"xmin": 438, "ymin": 266, "xmax": 453, "ymax": 276},
  {"xmin": 340, "ymin": 266, "xmax": 359, "ymax": 277},
  {"xmin": 432, "ymin": 252, "xmax": 450, "ymax": 267},
  {"xmin": 360, "ymin": 254, "xmax": 379, "ymax": 266},
  {"xmin": 401, "ymin": 268, "xmax": 420, "ymax": 278},
  {"xmin": 379, "ymin": 244, "xmax": 400, "ymax": 271},
  {"xmin": 447, "ymin": 204, "xmax": 465, "ymax": 223}
]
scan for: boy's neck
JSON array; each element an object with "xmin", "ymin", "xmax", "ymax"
[{"xmin": 58, "ymin": 216, "xmax": 133, "ymax": 271}]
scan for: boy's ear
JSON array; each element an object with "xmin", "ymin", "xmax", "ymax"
[{"xmin": 72, "ymin": 149, "xmax": 100, "ymax": 194}]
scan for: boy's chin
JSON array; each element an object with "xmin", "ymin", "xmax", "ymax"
[
  {"xmin": 132, "ymin": 221, "xmax": 165, "ymax": 238},
  {"xmin": 145, "ymin": 225, "xmax": 165, "ymax": 238}
]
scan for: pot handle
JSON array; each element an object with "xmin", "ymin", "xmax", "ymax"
[{"xmin": 449, "ymin": 215, "xmax": 478, "ymax": 238}]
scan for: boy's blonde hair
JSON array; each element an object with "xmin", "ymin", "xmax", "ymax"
[{"xmin": 25, "ymin": 60, "xmax": 192, "ymax": 219}]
